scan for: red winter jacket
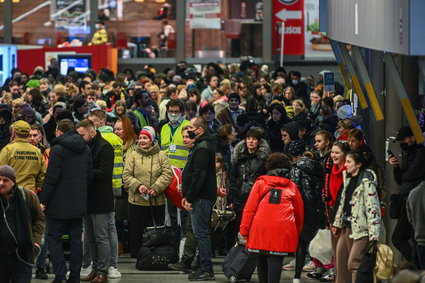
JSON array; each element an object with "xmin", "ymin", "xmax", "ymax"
[{"xmin": 240, "ymin": 175, "xmax": 304, "ymax": 254}]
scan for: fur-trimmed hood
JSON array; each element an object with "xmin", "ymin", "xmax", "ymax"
[{"xmin": 232, "ymin": 138, "xmax": 270, "ymax": 165}]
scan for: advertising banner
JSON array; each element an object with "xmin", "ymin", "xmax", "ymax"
[
  {"xmin": 187, "ymin": 0, "xmax": 221, "ymax": 29},
  {"xmin": 272, "ymin": 0, "xmax": 305, "ymax": 56}
]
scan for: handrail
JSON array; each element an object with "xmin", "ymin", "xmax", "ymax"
[{"xmin": 0, "ymin": 0, "xmax": 51, "ymax": 30}]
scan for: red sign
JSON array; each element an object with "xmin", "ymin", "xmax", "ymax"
[{"xmin": 272, "ymin": 0, "xmax": 305, "ymax": 56}]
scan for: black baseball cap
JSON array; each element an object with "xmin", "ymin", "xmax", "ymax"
[{"xmin": 395, "ymin": 126, "xmax": 413, "ymax": 141}]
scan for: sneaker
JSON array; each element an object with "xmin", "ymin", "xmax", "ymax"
[
  {"xmin": 35, "ymin": 267, "xmax": 48, "ymax": 280},
  {"xmin": 302, "ymin": 260, "xmax": 316, "ymax": 272},
  {"xmin": 168, "ymin": 261, "xmax": 192, "ymax": 273},
  {"xmin": 293, "ymin": 279, "xmax": 301, "ymax": 283},
  {"xmin": 307, "ymin": 267, "xmax": 325, "ymax": 279},
  {"xmin": 283, "ymin": 259, "xmax": 296, "ymax": 271},
  {"xmin": 188, "ymin": 269, "xmax": 215, "ymax": 281},
  {"xmin": 319, "ymin": 268, "xmax": 336, "ymax": 282},
  {"xmin": 80, "ymin": 265, "xmax": 93, "ymax": 278},
  {"xmin": 108, "ymin": 266, "xmax": 121, "ymax": 279}
]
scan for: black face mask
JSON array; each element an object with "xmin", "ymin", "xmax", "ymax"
[
  {"xmin": 400, "ymin": 142, "xmax": 414, "ymax": 152},
  {"xmin": 188, "ymin": 127, "xmax": 199, "ymax": 139}
]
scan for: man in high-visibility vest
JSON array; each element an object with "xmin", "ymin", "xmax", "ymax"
[
  {"xmin": 87, "ymin": 109, "xmax": 123, "ymax": 279},
  {"xmin": 160, "ymin": 99, "xmax": 190, "ymax": 248},
  {"xmin": 160, "ymin": 99, "xmax": 190, "ymax": 169}
]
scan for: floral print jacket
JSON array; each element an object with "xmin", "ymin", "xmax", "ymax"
[{"xmin": 333, "ymin": 169, "xmax": 381, "ymax": 240}]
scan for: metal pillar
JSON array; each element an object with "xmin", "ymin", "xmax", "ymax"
[
  {"xmin": 338, "ymin": 42, "xmax": 368, "ymax": 109},
  {"xmin": 4, "ymin": 0, "xmax": 12, "ymax": 44},
  {"xmin": 351, "ymin": 46, "xmax": 384, "ymax": 121},
  {"xmin": 90, "ymin": 0, "xmax": 98, "ymax": 37},
  {"xmin": 262, "ymin": 0, "xmax": 272, "ymax": 63},
  {"xmin": 329, "ymin": 39, "xmax": 352, "ymax": 91},
  {"xmin": 384, "ymin": 53, "xmax": 424, "ymax": 143},
  {"xmin": 176, "ymin": 0, "xmax": 185, "ymax": 62}
]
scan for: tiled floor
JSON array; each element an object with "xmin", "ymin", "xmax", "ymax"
[{"xmin": 32, "ymin": 255, "xmax": 319, "ymax": 282}]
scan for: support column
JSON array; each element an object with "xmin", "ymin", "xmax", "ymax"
[
  {"xmin": 176, "ymin": 0, "xmax": 185, "ymax": 61},
  {"xmin": 262, "ymin": 0, "xmax": 272, "ymax": 63},
  {"xmin": 90, "ymin": 0, "xmax": 99, "ymax": 37},
  {"xmin": 4, "ymin": 0, "xmax": 12, "ymax": 44}
]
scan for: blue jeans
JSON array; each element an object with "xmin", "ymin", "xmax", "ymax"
[
  {"xmin": 46, "ymin": 218, "xmax": 83, "ymax": 281},
  {"xmin": 190, "ymin": 199, "xmax": 214, "ymax": 273},
  {"xmin": 0, "ymin": 253, "xmax": 32, "ymax": 283}
]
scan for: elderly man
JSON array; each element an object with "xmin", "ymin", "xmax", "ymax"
[{"xmin": 0, "ymin": 165, "xmax": 45, "ymax": 283}]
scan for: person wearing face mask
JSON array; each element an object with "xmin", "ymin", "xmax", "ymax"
[
  {"xmin": 159, "ymin": 99, "xmax": 190, "ymax": 250},
  {"xmin": 181, "ymin": 117, "xmax": 217, "ymax": 281},
  {"xmin": 388, "ymin": 126, "xmax": 425, "ymax": 263},
  {"xmin": 89, "ymin": 20, "xmax": 108, "ymax": 45}
]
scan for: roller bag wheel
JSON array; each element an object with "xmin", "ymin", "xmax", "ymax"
[
  {"xmin": 222, "ymin": 244, "xmax": 257, "ymax": 282},
  {"xmin": 136, "ymin": 244, "xmax": 178, "ymax": 270}
]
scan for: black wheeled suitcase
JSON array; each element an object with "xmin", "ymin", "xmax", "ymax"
[{"xmin": 222, "ymin": 244, "xmax": 257, "ymax": 283}]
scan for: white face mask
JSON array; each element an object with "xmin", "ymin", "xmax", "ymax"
[
  {"xmin": 168, "ymin": 113, "xmax": 181, "ymax": 124},
  {"xmin": 95, "ymin": 24, "xmax": 101, "ymax": 29}
]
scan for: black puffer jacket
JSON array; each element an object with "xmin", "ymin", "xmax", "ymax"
[
  {"xmin": 40, "ymin": 131, "xmax": 92, "ymax": 219},
  {"xmin": 229, "ymin": 139, "xmax": 270, "ymax": 212},
  {"xmin": 290, "ymin": 156, "xmax": 325, "ymax": 240},
  {"xmin": 0, "ymin": 109, "xmax": 12, "ymax": 151}
]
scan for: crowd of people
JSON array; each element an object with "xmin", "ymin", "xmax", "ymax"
[{"xmin": 0, "ymin": 59, "xmax": 425, "ymax": 283}]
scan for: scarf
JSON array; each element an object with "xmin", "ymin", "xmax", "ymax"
[{"xmin": 329, "ymin": 164, "xmax": 346, "ymax": 206}]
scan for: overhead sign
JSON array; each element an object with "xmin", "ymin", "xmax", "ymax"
[
  {"xmin": 272, "ymin": 0, "xmax": 305, "ymax": 56},
  {"xmin": 187, "ymin": 0, "xmax": 221, "ymax": 30},
  {"xmin": 324, "ymin": 72, "xmax": 335, "ymax": 92}
]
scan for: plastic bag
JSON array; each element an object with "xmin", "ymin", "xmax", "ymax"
[{"xmin": 308, "ymin": 229, "xmax": 333, "ymax": 265}]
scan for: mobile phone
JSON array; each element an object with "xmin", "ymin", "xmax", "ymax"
[{"xmin": 387, "ymin": 150, "xmax": 394, "ymax": 156}]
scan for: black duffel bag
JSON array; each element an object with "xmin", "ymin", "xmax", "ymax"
[
  {"xmin": 136, "ymin": 245, "xmax": 178, "ymax": 270},
  {"xmin": 142, "ymin": 197, "xmax": 173, "ymax": 247}
]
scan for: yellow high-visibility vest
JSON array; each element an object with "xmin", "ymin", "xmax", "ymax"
[
  {"xmin": 100, "ymin": 131, "xmax": 124, "ymax": 196},
  {"xmin": 160, "ymin": 120, "xmax": 190, "ymax": 169}
]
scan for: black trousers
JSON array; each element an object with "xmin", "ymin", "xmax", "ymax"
[
  {"xmin": 47, "ymin": 218, "xmax": 83, "ymax": 282},
  {"xmin": 392, "ymin": 207, "xmax": 414, "ymax": 262},
  {"xmin": 128, "ymin": 203, "xmax": 165, "ymax": 257},
  {"xmin": 0, "ymin": 253, "xmax": 32, "ymax": 283},
  {"xmin": 257, "ymin": 254, "xmax": 284, "ymax": 283}
]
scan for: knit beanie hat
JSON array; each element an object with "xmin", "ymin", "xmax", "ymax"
[
  {"xmin": 228, "ymin": 92, "xmax": 241, "ymax": 103},
  {"xmin": 288, "ymin": 140, "xmax": 306, "ymax": 157},
  {"xmin": 139, "ymin": 126, "xmax": 156, "ymax": 142},
  {"xmin": 0, "ymin": 165, "xmax": 16, "ymax": 183}
]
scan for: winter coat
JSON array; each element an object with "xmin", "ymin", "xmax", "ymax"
[
  {"xmin": 182, "ymin": 131, "xmax": 217, "ymax": 203},
  {"xmin": 40, "ymin": 131, "xmax": 92, "ymax": 219},
  {"xmin": 290, "ymin": 157, "xmax": 325, "ymax": 241},
  {"xmin": 0, "ymin": 185, "xmax": 45, "ymax": 264},
  {"xmin": 240, "ymin": 172, "xmax": 304, "ymax": 254},
  {"xmin": 87, "ymin": 132, "xmax": 115, "ymax": 214},
  {"xmin": 229, "ymin": 139, "xmax": 270, "ymax": 213},
  {"xmin": 0, "ymin": 138, "xmax": 46, "ymax": 192},
  {"xmin": 123, "ymin": 142, "xmax": 172, "ymax": 206},
  {"xmin": 333, "ymin": 169, "xmax": 381, "ymax": 240},
  {"xmin": 217, "ymin": 107, "xmax": 244, "ymax": 129}
]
